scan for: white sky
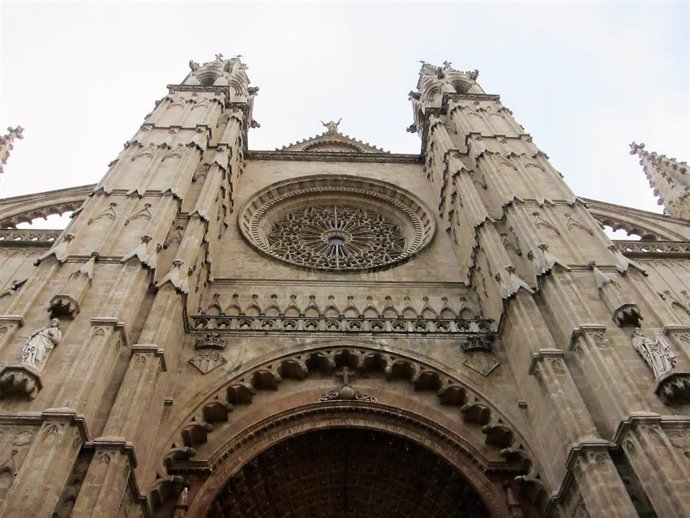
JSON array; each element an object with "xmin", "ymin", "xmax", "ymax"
[{"xmin": 1, "ymin": 0, "xmax": 688, "ymax": 227}]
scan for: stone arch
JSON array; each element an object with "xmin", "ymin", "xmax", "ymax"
[
  {"xmin": 585, "ymin": 198, "xmax": 690, "ymax": 241},
  {"xmin": 0, "ymin": 184, "xmax": 92, "ymax": 228},
  {"xmin": 183, "ymin": 404, "xmax": 523, "ymax": 518},
  {"xmin": 151, "ymin": 342, "xmax": 549, "ymax": 514}
]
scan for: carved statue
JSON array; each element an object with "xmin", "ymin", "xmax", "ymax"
[
  {"xmin": 188, "ymin": 60, "xmax": 200, "ymax": 71},
  {"xmin": 632, "ymin": 328, "xmax": 676, "ymax": 380},
  {"xmin": 20, "ymin": 318, "xmax": 62, "ymax": 370},
  {"xmin": 320, "ymin": 118, "xmax": 342, "ymax": 134}
]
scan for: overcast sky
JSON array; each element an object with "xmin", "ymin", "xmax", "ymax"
[{"xmin": 1, "ymin": 1, "xmax": 688, "ymax": 228}]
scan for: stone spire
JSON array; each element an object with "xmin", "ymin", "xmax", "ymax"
[
  {"xmin": 0, "ymin": 126, "xmax": 24, "ymax": 175},
  {"xmin": 631, "ymin": 142, "xmax": 690, "ymax": 219}
]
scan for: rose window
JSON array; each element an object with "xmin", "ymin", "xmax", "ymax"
[
  {"xmin": 267, "ymin": 206, "xmax": 407, "ymax": 270},
  {"xmin": 239, "ymin": 176, "xmax": 435, "ymax": 271}
]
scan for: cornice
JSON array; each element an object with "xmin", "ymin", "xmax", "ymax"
[{"xmin": 247, "ymin": 150, "xmax": 422, "ymax": 163}]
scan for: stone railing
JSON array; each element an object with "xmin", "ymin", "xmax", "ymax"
[
  {"xmin": 614, "ymin": 240, "xmax": 690, "ymax": 257},
  {"xmin": 0, "ymin": 228, "xmax": 61, "ymax": 245},
  {"xmin": 189, "ymin": 314, "xmax": 494, "ymax": 351}
]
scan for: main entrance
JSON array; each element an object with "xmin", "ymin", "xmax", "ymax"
[{"xmin": 207, "ymin": 427, "xmax": 491, "ymax": 518}]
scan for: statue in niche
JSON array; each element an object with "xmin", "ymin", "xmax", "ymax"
[
  {"xmin": 19, "ymin": 318, "xmax": 62, "ymax": 371},
  {"xmin": 632, "ymin": 328, "xmax": 676, "ymax": 380}
]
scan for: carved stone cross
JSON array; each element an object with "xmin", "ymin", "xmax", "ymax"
[{"xmin": 335, "ymin": 366, "xmax": 355, "ymax": 385}]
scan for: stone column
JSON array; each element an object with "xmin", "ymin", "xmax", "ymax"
[
  {"xmin": 71, "ymin": 280, "xmax": 181, "ymax": 516},
  {"xmin": 568, "ymin": 447, "xmax": 639, "ymax": 518},
  {"xmin": 506, "ymin": 293, "xmax": 637, "ymax": 515},
  {"xmin": 570, "ymin": 327, "xmax": 646, "ymax": 435},
  {"xmin": 618, "ymin": 415, "xmax": 690, "ymax": 518},
  {"xmin": 0, "ymin": 408, "xmax": 88, "ymax": 518},
  {"xmin": 56, "ymin": 318, "xmax": 128, "ymax": 426},
  {"xmin": 70, "ymin": 347, "xmax": 165, "ymax": 518}
]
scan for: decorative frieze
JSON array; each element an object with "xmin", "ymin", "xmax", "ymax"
[
  {"xmin": 0, "ymin": 228, "xmax": 60, "ymax": 246},
  {"xmin": 613, "ymin": 240, "xmax": 690, "ymax": 258},
  {"xmin": 190, "ymin": 313, "xmax": 493, "ymax": 338}
]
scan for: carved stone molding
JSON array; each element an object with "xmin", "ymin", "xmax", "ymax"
[
  {"xmin": 614, "ymin": 240, "xmax": 690, "ymax": 257},
  {"xmin": 528, "ymin": 348, "xmax": 565, "ymax": 375},
  {"xmin": 0, "ymin": 229, "xmax": 60, "ymax": 247},
  {"xmin": 174, "ymin": 404, "xmax": 528, "ymax": 518},
  {"xmin": 165, "ymin": 343, "xmax": 541, "ymax": 505},
  {"xmin": 88, "ymin": 436, "xmax": 138, "ymax": 468},
  {"xmin": 90, "ymin": 317, "xmax": 130, "ymax": 348},
  {"xmin": 247, "ymin": 150, "xmax": 420, "ymax": 163},
  {"xmin": 190, "ymin": 314, "xmax": 493, "ymax": 345},
  {"xmin": 131, "ymin": 345, "xmax": 167, "ymax": 372}
]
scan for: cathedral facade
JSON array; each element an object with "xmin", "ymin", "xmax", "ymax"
[{"xmin": 0, "ymin": 55, "xmax": 688, "ymax": 517}]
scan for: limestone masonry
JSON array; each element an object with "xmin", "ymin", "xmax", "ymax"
[{"xmin": 0, "ymin": 55, "xmax": 688, "ymax": 517}]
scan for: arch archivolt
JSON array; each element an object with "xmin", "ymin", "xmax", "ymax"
[
  {"xmin": 185, "ymin": 403, "xmax": 518, "ymax": 518},
  {"xmin": 151, "ymin": 341, "xmax": 549, "ymax": 513}
]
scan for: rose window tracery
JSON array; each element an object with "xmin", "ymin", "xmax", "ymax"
[
  {"xmin": 239, "ymin": 176, "xmax": 435, "ymax": 271},
  {"xmin": 267, "ymin": 206, "xmax": 407, "ymax": 270}
]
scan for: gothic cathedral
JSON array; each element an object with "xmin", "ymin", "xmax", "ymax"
[{"xmin": 0, "ymin": 55, "xmax": 688, "ymax": 518}]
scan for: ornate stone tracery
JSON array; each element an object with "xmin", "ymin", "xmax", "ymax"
[
  {"xmin": 238, "ymin": 175, "xmax": 436, "ymax": 271},
  {"xmin": 267, "ymin": 205, "xmax": 407, "ymax": 270}
]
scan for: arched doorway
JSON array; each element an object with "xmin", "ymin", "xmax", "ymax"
[
  {"xmin": 207, "ymin": 427, "xmax": 491, "ymax": 517},
  {"xmin": 177, "ymin": 403, "xmax": 533, "ymax": 518}
]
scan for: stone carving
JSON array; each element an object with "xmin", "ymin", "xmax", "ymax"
[
  {"xmin": 173, "ymin": 486, "xmax": 189, "ymax": 518},
  {"xmin": 189, "ymin": 350, "xmax": 227, "ymax": 375},
  {"xmin": 462, "ymin": 350, "xmax": 500, "ymax": 377},
  {"xmin": 19, "ymin": 318, "xmax": 62, "ymax": 370},
  {"xmin": 49, "ymin": 256, "xmax": 96, "ymax": 319},
  {"xmin": 631, "ymin": 328, "xmax": 676, "ymax": 380},
  {"xmin": 0, "ymin": 229, "xmax": 60, "ymax": 243},
  {"xmin": 532, "ymin": 211, "xmax": 560, "ymax": 235},
  {"xmin": 125, "ymin": 203, "xmax": 153, "ymax": 225},
  {"xmin": 239, "ymin": 176, "xmax": 435, "ymax": 272},
  {"xmin": 320, "ymin": 118, "xmax": 342, "ymax": 134},
  {"xmin": 591, "ymin": 265, "xmax": 642, "ymax": 326},
  {"xmin": 319, "ymin": 367, "xmax": 377, "ymax": 402},
  {"xmin": 0, "ymin": 126, "xmax": 24, "ymax": 175},
  {"xmin": 564, "ymin": 213, "xmax": 594, "ymax": 235},
  {"xmin": 0, "ymin": 368, "xmax": 42, "ymax": 399},
  {"xmin": 194, "ymin": 332, "xmax": 226, "ymax": 350},
  {"xmin": 267, "ymin": 205, "xmax": 406, "ymax": 271},
  {"xmin": 88, "ymin": 202, "xmax": 118, "ymax": 225}
]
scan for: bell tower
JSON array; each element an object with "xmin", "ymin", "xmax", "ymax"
[
  {"xmin": 0, "ymin": 54, "xmax": 258, "ymax": 517},
  {"xmin": 409, "ymin": 61, "xmax": 690, "ymax": 517}
]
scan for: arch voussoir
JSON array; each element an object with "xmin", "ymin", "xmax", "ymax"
[{"xmin": 151, "ymin": 343, "xmax": 550, "ymax": 515}]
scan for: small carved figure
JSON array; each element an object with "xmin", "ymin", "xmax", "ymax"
[
  {"xmin": 188, "ymin": 60, "xmax": 200, "ymax": 71},
  {"xmin": 0, "ymin": 126, "xmax": 24, "ymax": 175},
  {"xmin": 632, "ymin": 328, "xmax": 676, "ymax": 380},
  {"xmin": 320, "ymin": 118, "xmax": 342, "ymax": 134},
  {"xmin": 20, "ymin": 318, "xmax": 62, "ymax": 370}
]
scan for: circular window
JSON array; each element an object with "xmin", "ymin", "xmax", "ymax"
[{"xmin": 239, "ymin": 176, "xmax": 435, "ymax": 271}]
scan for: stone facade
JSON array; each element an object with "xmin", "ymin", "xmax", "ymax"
[{"xmin": 0, "ymin": 56, "xmax": 688, "ymax": 517}]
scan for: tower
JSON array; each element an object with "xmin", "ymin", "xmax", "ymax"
[{"xmin": 0, "ymin": 56, "xmax": 688, "ymax": 518}]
